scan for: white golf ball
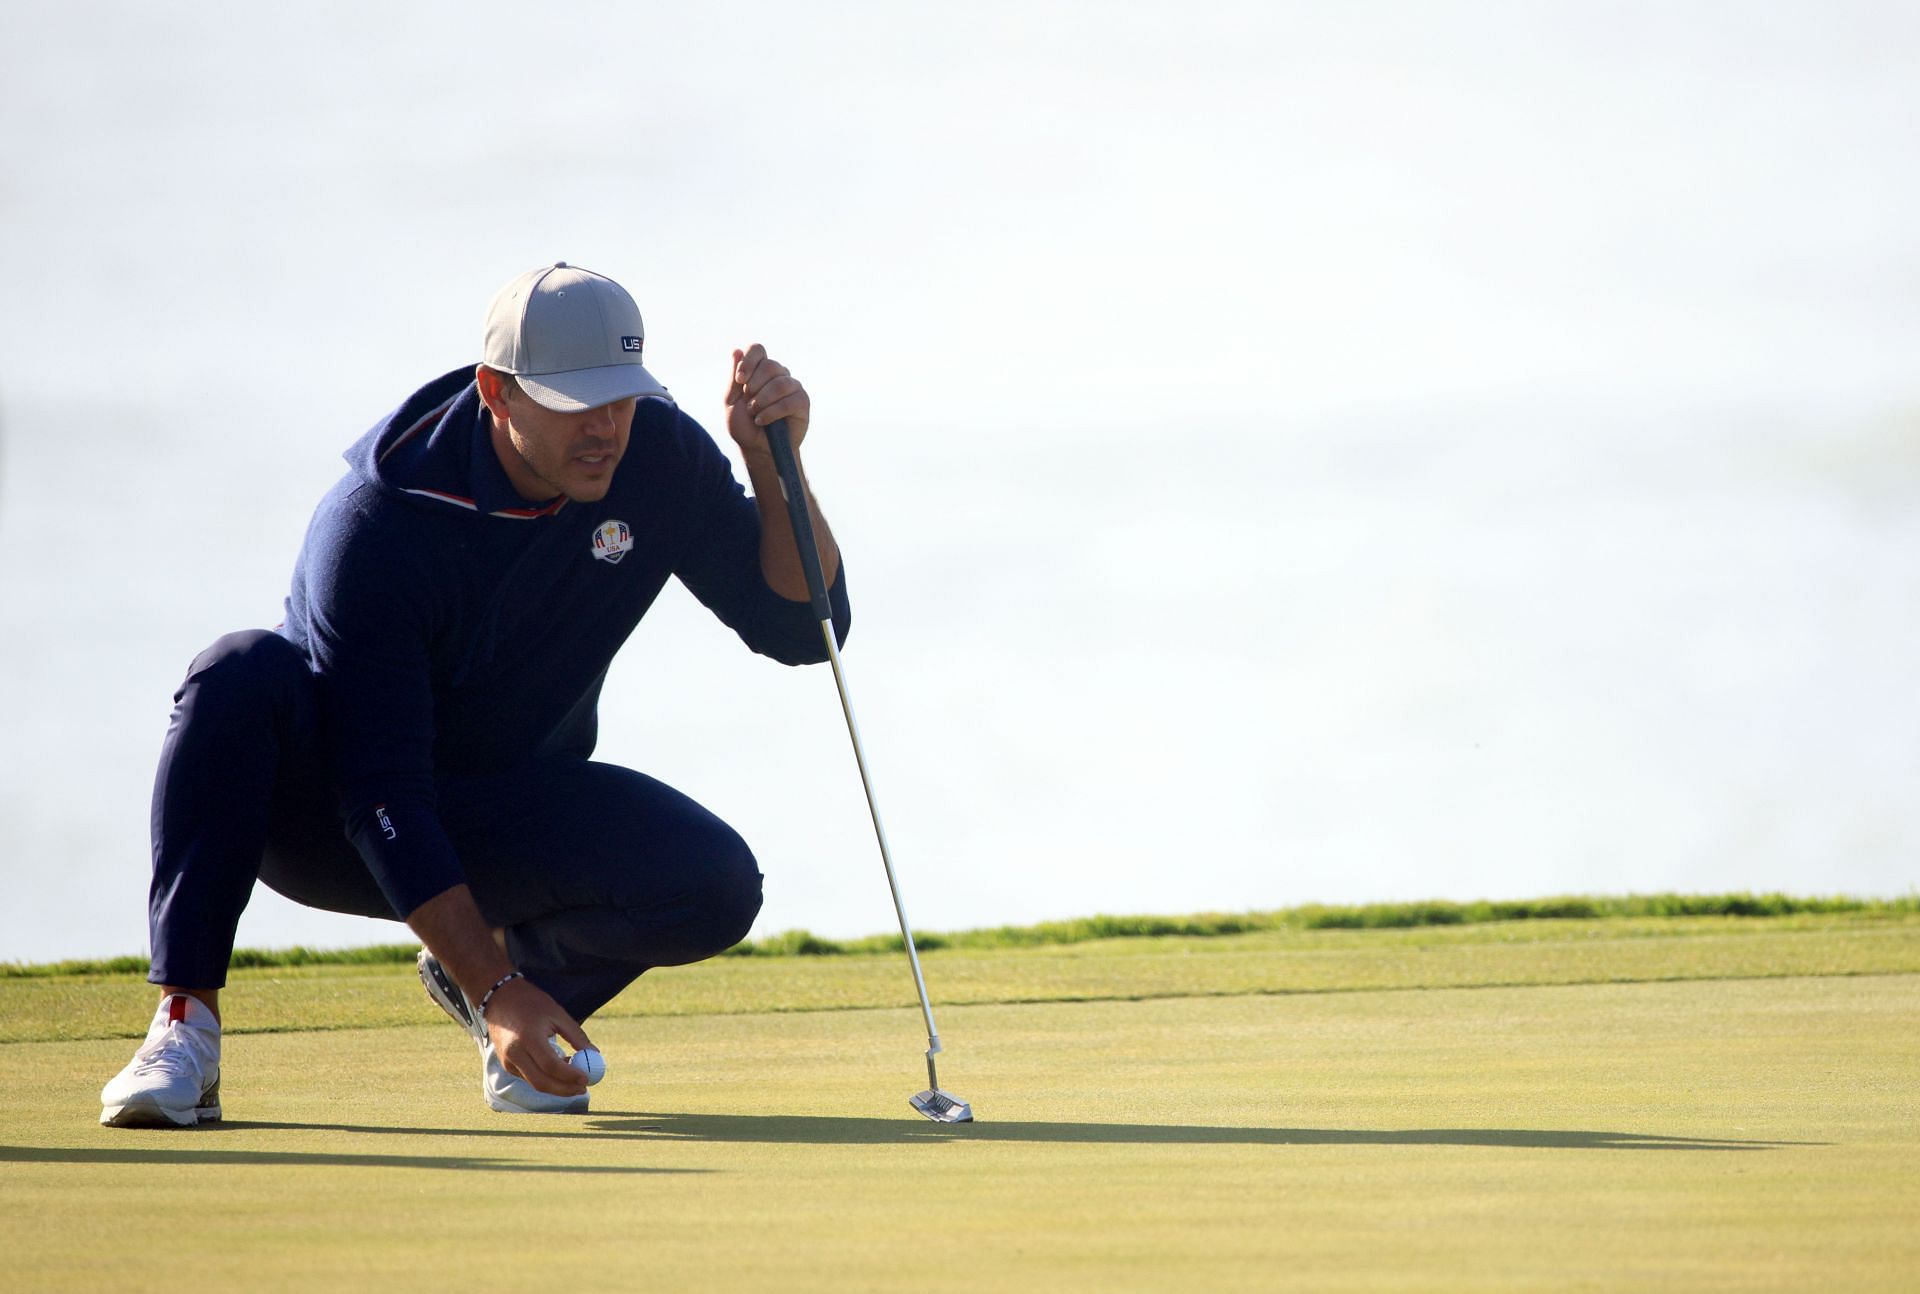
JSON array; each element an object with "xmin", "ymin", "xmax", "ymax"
[{"xmin": 569, "ymin": 1046, "xmax": 606, "ymax": 1086}]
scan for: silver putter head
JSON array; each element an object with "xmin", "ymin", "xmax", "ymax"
[{"xmin": 910, "ymin": 1088, "xmax": 974, "ymax": 1123}]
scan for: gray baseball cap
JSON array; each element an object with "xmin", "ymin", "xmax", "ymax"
[{"xmin": 482, "ymin": 262, "xmax": 671, "ymax": 412}]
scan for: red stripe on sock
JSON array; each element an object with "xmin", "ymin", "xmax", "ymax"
[{"xmin": 169, "ymin": 996, "xmax": 188, "ymax": 1023}]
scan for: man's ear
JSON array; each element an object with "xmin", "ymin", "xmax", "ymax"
[{"xmin": 475, "ymin": 365, "xmax": 512, "ymax": 423}]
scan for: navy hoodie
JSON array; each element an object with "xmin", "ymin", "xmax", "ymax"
[{"xmin": 280, "ymin": 368, "xmax": 851, "ymax": 918}]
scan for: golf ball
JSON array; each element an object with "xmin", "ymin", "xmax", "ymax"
[
  {"xmin": 547, "ymin": 1037, "xmax": 607, "ymax": 1085},
  {"xmin": 569, "ymin": 1046, "xmax": 606, "ymax": 1085}
]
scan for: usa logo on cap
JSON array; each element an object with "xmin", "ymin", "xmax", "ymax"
[{"xmin": 591, "ymin": 519, "xmax": 634, "ymax": 564}]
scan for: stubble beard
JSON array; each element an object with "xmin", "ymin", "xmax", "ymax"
[{"xmin": 509, "ymin": 432, "xmax": 578, "ymax": 502}]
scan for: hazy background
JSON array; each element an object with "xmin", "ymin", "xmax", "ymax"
[{"xmin": 2, "ymin": 1, "xmax": 1915, "ymax": 964}]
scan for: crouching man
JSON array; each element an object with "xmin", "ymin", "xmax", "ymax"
[{"xmin": 101, "ymin": 262, "xmax": 847, "ymax": 1124}]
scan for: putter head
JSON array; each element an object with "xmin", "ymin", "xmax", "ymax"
[{"xmin": 910, "ymin": 1087, "xmax": 974, "ymax": 1123}]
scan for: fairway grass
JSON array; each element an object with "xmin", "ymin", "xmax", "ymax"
[
  {"xmin": 3, "ymin": 918, "xmax": 1917, "ymax": 1291},
  {"xmin": 7, "ymin": 911, "xmax": 1918, "ymax": 1045}
]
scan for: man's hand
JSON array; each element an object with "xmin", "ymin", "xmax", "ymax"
[
  {"xmin": 721, "ymin": 343, "xmax": 840, "ymax": 601},
  {"xmin": 725, "ymin": 343, "xmax": 809, "ymax": 458},
  {"xmin": 406, "ymin": 884, "xmax": 593, "ymax": 1098},
  {"xmin": 481, "ymin": 976, "xmax": 594, "ymax": 1098}
]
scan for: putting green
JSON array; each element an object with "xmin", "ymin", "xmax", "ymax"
[{"xmin": 3, "ymin": 919, "xmax": 1917, "ymax": 1291}]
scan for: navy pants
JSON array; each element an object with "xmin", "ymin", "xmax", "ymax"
[{"xmin": 147, "ymin": 630, "xmax": 763, "ymax": 1020}]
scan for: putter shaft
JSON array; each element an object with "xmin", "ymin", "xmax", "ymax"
[
  {"xmin": 762, "ymin": 418, "xmax": 966, "ymax": 1119},
  {"xmin": 815, "ymin": 619, "xmax": 944, "ymax": 1058}
]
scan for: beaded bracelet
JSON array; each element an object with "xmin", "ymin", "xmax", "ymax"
[{"xmin": 476, "ymin": 970, "xmax": 525, "ymax": 1019}]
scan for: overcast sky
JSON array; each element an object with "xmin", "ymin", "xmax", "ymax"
[{"xmin": 2, "ymin": 1, "xmax": 1916, "ymax": 963}]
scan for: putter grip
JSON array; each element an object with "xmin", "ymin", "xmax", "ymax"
[{"xmin": 764, "ymin": 419, "xmax": 833, "ymax": 622}]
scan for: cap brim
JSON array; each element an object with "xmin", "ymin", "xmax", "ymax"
[{"xmin": 517, "ymin": 363, "xmax": 672, "ymax": 413}]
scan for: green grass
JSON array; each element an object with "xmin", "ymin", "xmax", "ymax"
[
  {"xmin": 3, "ymin": 909, "xmax": 1918, "ymax": 1291},
  {"xmin": 6, "ymin": 890, "xmax": 1914, "ymax": 977},
  {"xmin": 4, "ymin": 910, "xmax": 1917, "ymax": 1045}
]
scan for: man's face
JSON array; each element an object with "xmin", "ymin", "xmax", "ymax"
[{"xmin": 494, "ymin": 384, "xmax": 636, "ymax": 505}]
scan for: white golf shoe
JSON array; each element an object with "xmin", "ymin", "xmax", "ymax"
[
  {"xmin": 100, "ymin": 994, "xmax": 222, "ymax": 1127},
  {"xmin": 416, "ymin": 951, "xmax": 587, "ymax": 1115}
]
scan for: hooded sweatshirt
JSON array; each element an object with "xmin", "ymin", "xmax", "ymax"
[{"xmin": 280, "ymin": 368, "xmax": 851, "ymax": 918}]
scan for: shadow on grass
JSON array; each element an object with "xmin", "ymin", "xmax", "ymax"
[
  {"xmin": 589, "ymin": 1115, "xmax": 1814, "ymax": 1150},
  {"xmin": 189, "ymin": 1115, "xmax": 1815, "ymax": 1152},
  {"xmin": 0, "ymin": 1143, "xmax": 699, "ymax": 1173}
]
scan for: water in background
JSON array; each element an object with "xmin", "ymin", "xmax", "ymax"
[{"xmin": 1, "ymin": 2, "xmax": 1915, "ymax": 963}]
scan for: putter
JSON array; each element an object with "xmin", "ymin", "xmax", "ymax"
[{"xmin": 764, "ymin": 418, "xmax": 974, "ymax": 1125}]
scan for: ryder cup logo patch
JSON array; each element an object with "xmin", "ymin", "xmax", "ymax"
[{"xmin": 591, "ymin": 519, "xmax": 634, "ymax": 564}]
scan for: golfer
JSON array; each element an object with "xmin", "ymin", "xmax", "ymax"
[{"xmin": 100, "ymin": 263, "xmax": 849, "ymax": 1125}]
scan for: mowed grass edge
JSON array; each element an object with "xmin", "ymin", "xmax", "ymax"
[
  {"xmin": 9, "ymin": 890, "xmax": 1915, "ymax": 978},
  {"xmin": 5, "ymin": 909, "xmax": 1918, "ymax": 1045}
]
